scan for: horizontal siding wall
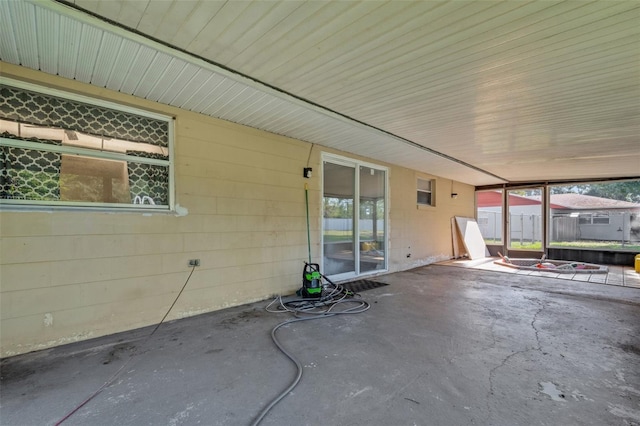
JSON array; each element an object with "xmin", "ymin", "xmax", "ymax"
[
  {"xmin": 386, "ymin": 167, "xmax": 476, "ymax": 269},
  {"xmin": 0, "ymin": 63, "xmax": 475, "ymax": 357}
]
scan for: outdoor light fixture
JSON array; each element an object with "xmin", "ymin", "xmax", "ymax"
[
  {"xmin": 451, "ymin": 193, "xmax": 458, "ymax": 199},
  {"xmin": 303, "ymin": 167, "xmax": 312, "ymax": 178}
]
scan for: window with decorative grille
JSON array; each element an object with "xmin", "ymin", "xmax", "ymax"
[{"xmin": 0, "ymin": 80, "xmax": 173, "ymax": 210}]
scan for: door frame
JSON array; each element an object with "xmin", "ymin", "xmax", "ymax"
[
  {"xmin": 321, "ymin": 152, "xmax": 389, "ymax": 281},
  {"xmin": 505, "ymin": 186, "xmax": 545, "ymax": 254}
]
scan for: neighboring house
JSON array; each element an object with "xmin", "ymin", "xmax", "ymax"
[
  {"xmin": 477, "ymin": 192, "xmax": 640, "ymax": 243},
  {"xmin": 545, "ymin": 194, "xmax": 640, "ymax": 243}
]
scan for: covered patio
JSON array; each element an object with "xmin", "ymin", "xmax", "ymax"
[{"xmin": 2, "ymin": 265, "xmax": 639, "ymax": 425}]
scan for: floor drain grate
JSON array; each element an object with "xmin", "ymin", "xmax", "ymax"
[{"xmin": 340, "ymin": 279, "xmax": 389, "ymax": 293}]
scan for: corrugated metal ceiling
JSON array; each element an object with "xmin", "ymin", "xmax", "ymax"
[{"xmin": 1, "ymin": 0, "xmax": 639, "ymax": 186}]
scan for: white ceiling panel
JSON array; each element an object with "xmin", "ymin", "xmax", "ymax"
[
  {"xmin": 74, "ymin": 24, "xmax": 102, "ymax": 82},
  {"xmin": 105, "ymin": 39, "xmax": 142, "ymax": 91},
  {"xmin": 169, "ymin": 1, "xmax": 226, "ymax": 49},
  {"xmin": 218, "ymin": 92, "xmax": 269, "ymax": 123},
  {"xmin": 34, "ymin": 6, "xmax": 59, "ymax": 75},
  {"xmin": 10, "ymin": 1, "xmax": 38, "ymax": 69},
  {"xmin": 182, "ymin": 73, "xmax": 232, "ymax": 113},
  {"xmin": 203, "ymin": 84, "xmax": 251, "ymax": 117},
  {"xmin": 118, "ymin": 44, "xmax": 155, "ymax": 94},
  {"xmin": 211, "ymin": 1, "xmax": 306, "ymax": 67},
  {"xmin": 0, "ymin": 2, "xmax": 20, "ymax": 64},
  {"xmin": 245, "ymin": 99, "xmax": 297, "ymax": 130},
  {"xmin": 169, "ymin": 68, "xmax": 215, "ymax": 109},
  {"xmin": 90, "ymin": 31, "xmax": 122, "ymax": 87},
  {"xmin": 108, "ymin": 0, "xmax": 148, "ymax": 30},
  {"xmin": 228, "ymin": 0, "xmax": 331, "ymax": 73},
  {"xmin": 198, "ymin": 80, "xmax": 243, "ymax": 116},
  {"xmin": 236, "ymin": 97, "xmax": 280, "ymax": 128},
  {"xmin": 146, "ymin": 58, "xmax": 191, "ymax": 103},
  {"xmin": 1, "ymin": 0, "xmax": 638, "ymax": 187},
  {"xmin": 57, "ymin": 15, "xmax": 82, "ymax": 79},
  {"xmin": 135, "ymin": 0, "xmax": 171, "ymax": 38},
  {"xmin": 196, "ymin": 1, "xmax": 280, "ymax": 61},
  {"xmin": 130, "ymin": 51, "xmax": 172, "ymax": 99}
]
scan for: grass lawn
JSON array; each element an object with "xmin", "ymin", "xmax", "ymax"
[
  {"xmin": 509, "ymin": 241, "xmax": 542, "ymax": 250},
  {"xmin": 549, "ymin": 241, "xmax": 640, "ymax": 251},
  {"xmin": 324, "ymin": 230, "xmax": 378, "ymax": 243}
]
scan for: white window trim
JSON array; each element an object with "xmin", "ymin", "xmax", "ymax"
[{"xmin": 0, "ymin": 78, "xmax": 175, "ymax": 213}]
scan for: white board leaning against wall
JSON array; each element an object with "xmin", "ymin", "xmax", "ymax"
[{"xmin": 454, "ymin": 217, "xmax": 490, "ymax": 260}]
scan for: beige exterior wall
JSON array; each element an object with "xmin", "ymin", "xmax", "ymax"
[{"xmin": 0, "ymin": 63, "xmax": 475, "ymax": 357}]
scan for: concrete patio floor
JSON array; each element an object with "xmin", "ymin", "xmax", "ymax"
[{"xmin": 1, "ymin": 265, "xmax": 639, "ymax": 426}]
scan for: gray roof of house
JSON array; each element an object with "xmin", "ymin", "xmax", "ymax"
[{"xmin": 549, "ymin": 194, "xmax": 640, "ymax": 210}]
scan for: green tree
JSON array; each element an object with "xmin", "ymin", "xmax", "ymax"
[
  {"xmin": 323, "ymin": 197, "xmax": 353, "ymax": 218},
  {"xmin": 584, "ymin": 181, "xmax": 640, "ymax": 203},
  {"xmin": 551, "ymin": 181, "xmax": 640, "ymax": 202}
]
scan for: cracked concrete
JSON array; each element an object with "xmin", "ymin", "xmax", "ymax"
[
  {"xmin": 1, "ymin": 265, "xmax": 639, "ymax": 426},
  {"xmin": 485, "ymin": 297, "xmax": 549, "ymax": 424}
]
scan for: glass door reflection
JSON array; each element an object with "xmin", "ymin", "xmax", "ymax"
[{"xmin": 323, "ymin": 162, "xmax": 355, "ymax": 276}]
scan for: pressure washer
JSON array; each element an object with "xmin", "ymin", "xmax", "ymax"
[{"xmin": 301, "ymin": 262, "xmax": 322, "ymax": 298}]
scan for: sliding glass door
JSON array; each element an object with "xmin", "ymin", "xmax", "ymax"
[
  {"xmin": 322, "ymin": 155, "xmax": 387, "ymax": 280},
  {"xmin": 323, "ymin": 161, "xmax": 355, "ymax": 276}
]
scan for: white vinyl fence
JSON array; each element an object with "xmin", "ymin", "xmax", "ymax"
[{"xmin": 478, "ymin": 210, "xmax": 640, "ymax": 244}]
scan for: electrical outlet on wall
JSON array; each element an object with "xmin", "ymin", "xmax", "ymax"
[{"xmin": 188, "ymin": 259, "xmax": 200, "ymax": 267}]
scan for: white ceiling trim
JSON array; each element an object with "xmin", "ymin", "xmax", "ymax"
[{"xmin": 0, "ymin": 0, "xmax": 506, "ymax": 186}]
